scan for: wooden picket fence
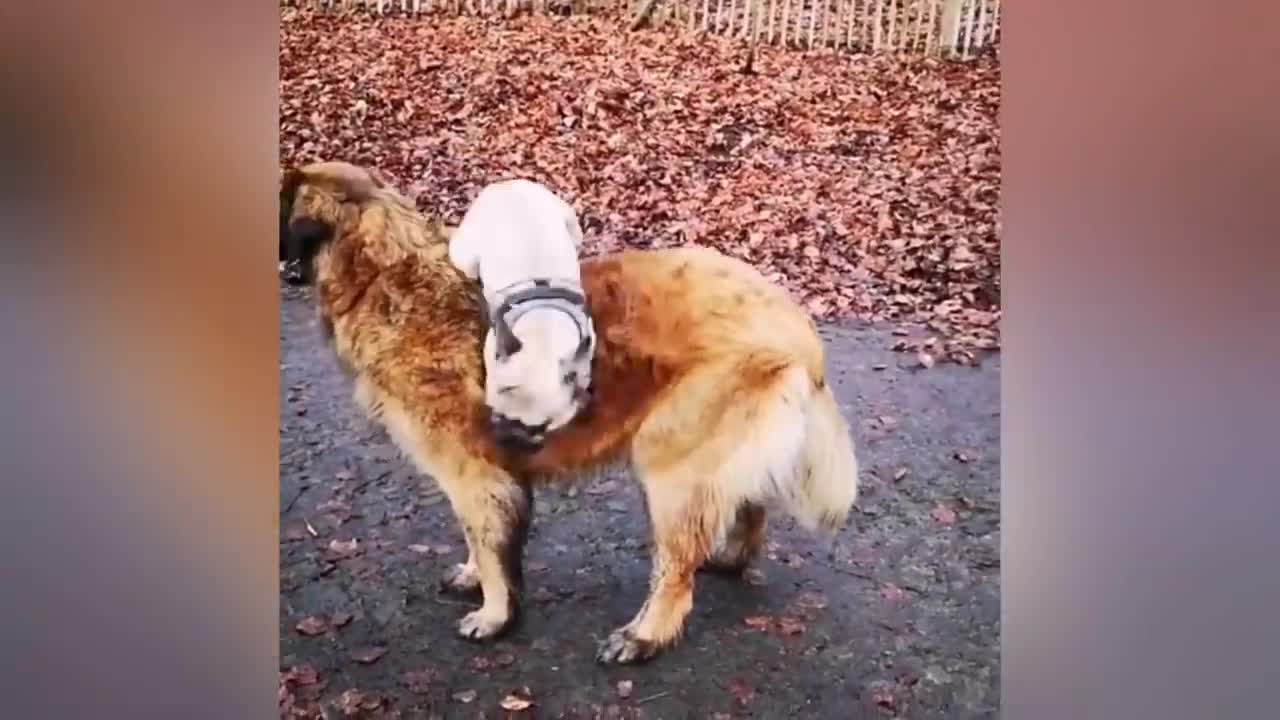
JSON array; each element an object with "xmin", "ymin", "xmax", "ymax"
[{"xmin": 285, "ymin": 0, "xmax": 1000, "ymax": 59}]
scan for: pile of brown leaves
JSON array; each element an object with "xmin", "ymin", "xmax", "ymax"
[{"xmin": 280, "ymin": 9, "xmax": 1000, "ymax": 363}]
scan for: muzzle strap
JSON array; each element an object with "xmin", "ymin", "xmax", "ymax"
[{"xmin": 489, "ymin": 278, "xmax": 594, "ymax": 352}]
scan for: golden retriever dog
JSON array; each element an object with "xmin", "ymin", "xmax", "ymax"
[{"xmin": 280, "ymin": 161, "xmax": 860, "ymax": 664}]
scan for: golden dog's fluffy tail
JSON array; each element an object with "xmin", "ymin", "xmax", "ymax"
[
  {"xmin": 795, "ymin": 383, "xmax": 860, "ymax": 532},
  {"xmin": 715, "ymin": 362, "xmax": 859, "ymax": 535}
]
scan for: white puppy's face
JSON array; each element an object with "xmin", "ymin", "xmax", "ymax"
[{"xmin": 484, "ymin": 323, "xmax": 594, "ymax": 451}]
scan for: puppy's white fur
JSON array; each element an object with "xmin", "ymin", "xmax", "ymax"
[{"xmin": 449, "ymin": 179, "xmax": 593, "ymax": 436}]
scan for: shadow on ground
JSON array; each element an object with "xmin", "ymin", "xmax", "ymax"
[{"xmin": 280, "ymin": 285, "xmax": 1000, "ymax": 719}]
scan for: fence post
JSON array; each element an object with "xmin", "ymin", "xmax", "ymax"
[{"xmin": 939, "ymin": 0, "xmax": 964, "ymax": 57}]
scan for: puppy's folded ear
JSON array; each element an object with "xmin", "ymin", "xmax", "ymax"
[
  {"xmin": 574, "ymin": 332, "xmax": 593, "ymax": 360},
  {"xmin": 494, "ymin": 315, "xmax": 524, "ymax": 358}
]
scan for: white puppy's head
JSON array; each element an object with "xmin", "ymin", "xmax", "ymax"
[{"xmin": 485, "ymin": 311, "xmax": 595, "ymax": 452}]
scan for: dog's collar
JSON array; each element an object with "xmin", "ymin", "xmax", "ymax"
[{"xmin": 488, "ymin": 278, "xmax": 593, "ymax": 345}]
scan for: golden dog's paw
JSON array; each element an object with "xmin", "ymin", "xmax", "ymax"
[
  {"xmin": 440, "ymin": 562, "xmax": 482, "ymax": 596},
  {"xmin": 457, "ymin": 608, "xmax": 510, "ymax": 641},
  {"xmin": 595, "ymin": 628, "xmax": 659, "ymax": 665}
]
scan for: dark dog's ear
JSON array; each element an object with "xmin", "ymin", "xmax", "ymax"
[
  {"xmin": 280, "ymin": 168, "xmax": 306, "ymax": 209},
  {"xmin": 305, "ymin": 161, "xmax": 382, "ymax": 202},
  {"xmin": 280, "ymin": 169, "xmax": 304, "ymax": 261},
  {"xmin": 283, "ymin": 217, "xmax": 334, "ymax": 286}
]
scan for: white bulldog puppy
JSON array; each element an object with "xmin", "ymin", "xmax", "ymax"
[{"xmin": 448, "ymin": 179, "xmax": 596, "ymax": 450}]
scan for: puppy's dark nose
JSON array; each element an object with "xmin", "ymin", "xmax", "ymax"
[
  {"xmin": 489, "ymin": 414, "xmax": 547, "ymax": 453},
  {"xmin": 282, "ymin": 260, "xmax": 306, "ymax": 285}
]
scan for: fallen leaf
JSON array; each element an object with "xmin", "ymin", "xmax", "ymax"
[
  {"xmin": 585, "ymin": 479, "xmax": 617, "ymax": 495},
  {"xmin": 283, "ymin": 519, "xmax": 311, "ymax": 541},
  {"xmin": 335, "ymin": 688, "xmax": 382, "ymax": 714},
  {"xmin": 870, "ymin": 685, "xmax": 897, "ymax": 710},
  {"xmin": 881, "ymin": 583, "xmax": 908, "ymax": 604},
  {"xmin": 500, "ymin": 689, "xmax": 535, "ymax": 711},
  {"xmin": 893, "ymin": 468, "xmax": 909, "ymax": 482},
  {"xmin": 452, "ymin": 689, "xmax": 477, "ymax": 704},
  {"xmin": 316, "ymin": 500, "xmax": 350, "ymax": 514},
  {"xmin": 407, "ymin": 543, "xmax": 432, "ymax": 554},
  {"xmin": 330, "ymin": 611, "xmax": 354, "ymax": 628},
  {"xmin": 743, "ymin": 616, "xmax": 772, "ymax": 631},
  {"xmin": 953, "ymin": 450, "xmax": 973, "ymax": 463},
  {"xmin": 294, "ymin": 616, "xmax": 328, "ymax": 636},
  {"xmin": 917, "ymin": 351, "xmax": 936, "ymax": 369},
  {"xmin": 778, "ymin": 616, "xmax": 807, "ymax": 635},
  {"xmin": 931, "ymin": 504, "xmax": 958, "ymax": 526},
  {"xmin": 281, "ymin": 664, "xmax": 320, "ymax": 686},
  {"xmin": 400, "ymin": 670, "xmax": 435, "ymax": 694},
  {"xmin": 794, "ymin": 591, "xmax": 828, "ymax": 610},
  {"xmin": 728, "ymin": 678, "xmax": 755, "ymax": 707},
  {"xmin": 327, "ymin": 538, "xmax": 359, "ymax": 559},
  {"xmin": 350, "ymin": 646, "xmax": 388, "ymax": 664},
  {"xmin": 616, "ymin": 680, "xmax": 634, "ymax": 699}
]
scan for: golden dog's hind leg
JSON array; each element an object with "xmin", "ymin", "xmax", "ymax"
[
  {"xmin": 702, "ymin": 501, "xmax": 767, "ymax": 575},
  {"xmin": 596, "ymin": 479, "xmax": 717, "ymax": 664}
]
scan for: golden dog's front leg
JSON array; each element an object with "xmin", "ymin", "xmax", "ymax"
[
  {"xmin": 381, "ymin": 403, "xmax": 531, "ymax": 641},
  {"xmin": 597, "ymin": 482, "xmax": 715, "ymax": 664},
  {"xmin": 456, "ymin": 529, "xmax": 521, "ymax": 641},
  {"xmin": 432, "ymin": 460, "xmax": 532, "ymax": 642}
]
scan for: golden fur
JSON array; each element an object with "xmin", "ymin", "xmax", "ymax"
[{"xmin": 280, "ymin": 161, "xmax": 860, "ymax": 664}]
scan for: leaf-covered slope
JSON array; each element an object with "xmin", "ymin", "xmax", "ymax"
[{"xmin": 280, "ymin": 10, "xmax": 1000, "ymax": 363}]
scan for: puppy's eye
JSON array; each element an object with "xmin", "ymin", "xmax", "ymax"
[
  {"xmin": 562, "ymin": 371, "xmax": 577, "ymax": 386},
  {"xmin": 497, "ymin": 385, "xmax": 519, "ymax": 396}
]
